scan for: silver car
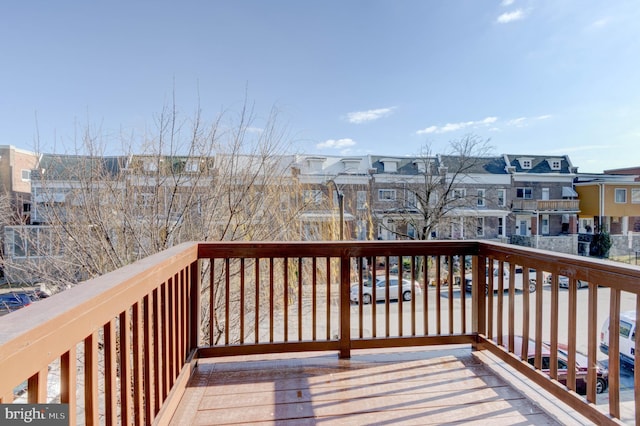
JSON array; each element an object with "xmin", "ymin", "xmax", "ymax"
[
  {"xmin": 544, "ymin": 274, "xmax": 587, "ymax": 289},
  {"xmin": 350, "ymin": 276, "xmax": 421, "ymax": 304}
]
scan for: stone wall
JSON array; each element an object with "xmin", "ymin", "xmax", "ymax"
[
  {"xmin": 510, "ymin": 234, "xmax": 578, "ymax": 255},
  {"xmin": 610, "ymin": 234, "xmax": 640, "ymax": 258}
]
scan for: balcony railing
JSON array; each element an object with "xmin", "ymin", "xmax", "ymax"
[
  {"xmin": 512, "ymin": 199, "xmax": 580, "ymax": 211},
  {"xmin": 0, "ymin": 240, "xmax": 639, "ymax": 425}
]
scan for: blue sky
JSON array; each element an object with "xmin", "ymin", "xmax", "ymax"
[{"xmin": 1, "ymin": 0, "xmax": 639, "ymax": 173}]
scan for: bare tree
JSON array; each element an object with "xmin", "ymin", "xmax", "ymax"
[
  {"xmin": 3, "ymin": 100, "xmax": 316, "ymax": 345},
  {"xmin": 379, "ymin": 134, "xmax": 494, "ymax": 241}
]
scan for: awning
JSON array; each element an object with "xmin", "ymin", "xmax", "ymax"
[{"xmin": 562, "ymin": 186, "xmax": 578, "ymax": 197}]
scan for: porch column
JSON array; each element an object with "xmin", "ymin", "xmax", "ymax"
[
  {"xmin": 530, "ymin": 215, "xmax": 538, "ymax": 236},
  {"xmin": 569, "ymin": 214, "xmax": 577, "ymax": 234}
]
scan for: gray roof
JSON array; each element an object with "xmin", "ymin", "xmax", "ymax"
[
  {"xmin": 32, "ymin": 154, "xmax": 126, "ymax": 180},
  {"xmin": 503, "ymin": 154, "xmax": 574, "ymax": 174},
  {"xmin": 439, "ymin": 155, "xmax": 508, "ymax": 174}
]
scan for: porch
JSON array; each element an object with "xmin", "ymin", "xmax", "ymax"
[{"xmin": 1, "ymin": 240, "xmax": 639, "ymax": 425}]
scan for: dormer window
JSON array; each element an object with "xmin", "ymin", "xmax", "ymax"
[
  {"xmin": 518, "ymin": 157, "xmax": 533, "ymax": 170},
  {"xmin": 381, "ymin": 158, "xmax": 400, "ymax": 173},
  {"xmin": 414, "ymin": 159, "xmax": 433, "ymax": 173},
  {"xmin": 306, "ymin": 157, "xmax": 326, "ymax": 172},
  {"xmin": 547, "ymin": 158, "xmax": 562, "ymax": 170},
  {"xmin": 341, "ymin": 158, "xmax": 361, "ymax": 173}
]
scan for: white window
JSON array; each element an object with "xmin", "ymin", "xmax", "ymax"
[
  {"xmin": 406, "ymin": 190, "xmax": 416, "ymax": 207},
  {"xmin": 6, "ymin": 226, "xmax": 61, "ymax": 259},
  {"xmin": 378, "ymin": 189, "xmax": 396, "ymax": 201},
  {"xmin": 143, "ymin": 160, "xmax": 159, "ymax": 172},
  {"xmin": 356, "ymin": 219, "xmax": 367, "ymax": 240},
  {"xmin": 185, "ymin": 160, "xmax": 200, "ymax": 172},
  {"xmin": 615, "ymin": 188, "xmax": 627, "ymax": 203},
  {"xmin": 632, "ymin": 188, "xmax": 640, "ymax": 204},
  {"xmin": 381, "ymin": 159, "xmax": 399, "ymax": 173},
  {"xmin": 477, "ymin": 189, "xmax": 485, "ymax": 207},
  {"xmin": 21, "ymin": 169, "xmax": 31, "ymax": 181},
  {"xmin": 497, "ymin": 189, "xmax": 506, "ymax": 207},
  {"xmin": 303, "ymin": 190, "xmax": 323, "ymax": 205},
  {"xmin": 521, "ymin": 159, "xmax": 532, "ymax": 169},
  {"xmin": 476, "ymin": 217, "xmax": 484, "ymax": 236},
  {"xmin": 280, "ymin": 193, "xmax": 289, "ymax": 211},
  {"xmin": 516, "ymin": 187, "xmax": 533, "ymax": 199},
  {"xmin": 357, "ymin": 191, "xmax": 367, "ymax": 210},
  {"xmin": 551, "ymin": 160, "xmax": 561, "ymax": 170},
  {"xmin": 451, "ymin": 188, "xmax": 466, "ymax": 200},
  {"xmin": 407, "ymin": 223, "xmax": 416, "ymax": 239}
]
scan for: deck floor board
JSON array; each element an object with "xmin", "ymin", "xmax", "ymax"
[{"xmin": 170, "ymin": 347, "xmax": 565, "ymax": 425}]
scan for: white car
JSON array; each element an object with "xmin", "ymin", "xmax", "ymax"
[
  {"xmin": 350, "ymin": 276, "xmax": 421, "ymax": 304},
  {"xmin": 600, "ymin": 310, "xmax": 636, "ymax": 369}
]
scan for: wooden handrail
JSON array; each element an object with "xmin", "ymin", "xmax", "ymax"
[{"xmin": 0, "ymin": 240, "xmax": 638, "ymax": 425}]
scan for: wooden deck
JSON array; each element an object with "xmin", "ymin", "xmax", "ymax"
[{"xmin": 170, "ymin": 346, "xmax": 587, "ymax": 425}]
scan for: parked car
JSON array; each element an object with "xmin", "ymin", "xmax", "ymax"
[
  {"xmin": 544, "ymin": 274, "xmax": 587, "ymax": 289},
  {"xmin": 500, "ymin": 335, "xmax": 608, "ymax": 395},
  {"xmin": 600, "ymin": 310, "xmax": 636, "ymax": 369},
  {"xmin": 350, "ymin": 276, "xmax": 421, "ymax": 304},
  {"xmin": 0, "ymin": 292, "xmax": 33, "ymax": 315},
  {"xmin": 465, "ymin": 266, "xmax": 537, "ymax": 293}
]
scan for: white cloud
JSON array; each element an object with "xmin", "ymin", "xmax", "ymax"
[
  {"xmin": 505, "ymin": 114, "xmax": 552, "ymax": 127},
  {"xmin": 416, "ymin": 116, "xmax": 498, "ymax": 135},
  {"xmin": 507, "ymin": 117, "xmax": 527, "ymax": 126},
  {"xmin": 346, "ymin": 107, "xmax": 396, "ymax": 124},
  {"xmin": 246, "ymin": 127, "xmax": 263, "ymax": 134},
  {"xmin": 317, "ymin": 138, "xmax": 357, "ymax": 149},
  {"xmin": 501, "ymin": 0, "xmax": 515, "ymax": 6},
  {"xmin": 497, "ymin": 9, "xmax": 525, "ymax": 23},
  {"xmin": 416, "ymin": 125, "xmax": 438, "ymax": 134},
  {"xmin": 589, "ymin": 17, "xmax": 611, "ymax": 29}
]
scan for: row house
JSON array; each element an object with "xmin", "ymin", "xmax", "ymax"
[
  {"xmin": 3, "ymin": 150, "xmax": 620, "ymax": 283},
  {"xmin": 292, "ymin": 155, "xmax": 372, "ymax": 241},
  {"xmin": 3, "ymin": 152, "xmax": 299, "ymax": 283},
  {"xmin": 574, "ymin": 172, "xmax": 640, "ymax": 257},
  {"xmin": 368, "ymin": 155, "xmax": 512, "ymax": 240},
  {"xmin": 295, "ymin": 153, "xmax": 580, "ymax": 244},
  {"xmin": 0, "ymin": 145, "xmax": 39, "ymax": 224},
  {"xmin": 505, "ymin": 154, "xmax": 579, "ymax": 239}
]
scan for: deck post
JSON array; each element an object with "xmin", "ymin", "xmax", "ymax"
[
  {"xmin": 190, "ymin": 259, "xmax": 201, "ymax": 351},
  {"xmin": 339, "ymin": 254, "xmax": 351, "ymax": 359},
  {"xmin": 471, "ymin": 253, "xmax": 487, "ymax": 350}
]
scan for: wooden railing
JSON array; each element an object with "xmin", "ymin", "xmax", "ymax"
[
  {"xmin": 0, "ymin": 243, "xmax": 200, "ymax": 425},
  {"xmin": 512, "ymin": 199, "xmax": 580, "ymax": 211},
  {"xmin": 0, "ymin": 240, "xmax": 638, "ymax": 425}
]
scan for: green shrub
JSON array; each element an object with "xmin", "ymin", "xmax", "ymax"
[{"xmin": 590, "ymin": 231, "xmax": 612, "ymax": 258}]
